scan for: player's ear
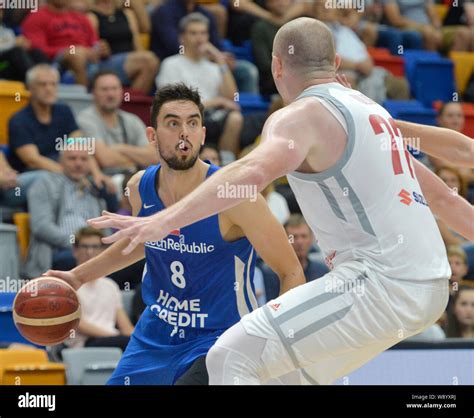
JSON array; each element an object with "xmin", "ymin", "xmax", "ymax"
[
  {"xmin": 201, "ymin": 126, "xmax": 206, "ymax": 146},
  {"xmin": 334, "ymin": 53, "xmax": 341, "ymax": 71},
  {"xmin": 146, "ymin": 127, "xmax": 157, "ymax": 145},
  {"xmin": 271, "ymin": 53, "xmax": 282, "ymax": 79}
]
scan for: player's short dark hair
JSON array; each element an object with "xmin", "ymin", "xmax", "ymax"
[
  {"xmin": 74, "ymin": 227, "xmax": 105, "ymax": 246},
  {"xmin": 89, "ymin": 69, "xmax": 122, "ymax": 91},
  {"xmin": 150, "ymin": 83, "xmax": 204, "ymax": 129}
]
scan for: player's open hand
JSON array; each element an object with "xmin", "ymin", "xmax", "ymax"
[{"xmin": 87, "ymin": 211, "xmax": 169, "ymax": 255}]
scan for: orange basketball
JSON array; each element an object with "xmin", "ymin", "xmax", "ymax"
[{"xmin": 13, "ymin": 277, "xmax": 81, "ymax": 346}]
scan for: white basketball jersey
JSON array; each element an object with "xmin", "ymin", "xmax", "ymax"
[{"xmin": 287, "ymin": 83, "xmax": 451, "ymax": 281}]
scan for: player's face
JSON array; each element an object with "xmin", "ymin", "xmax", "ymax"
[
  {"xmin": 448, "ymin": 255, "xmax": 468, "ymax": 283},
  {"xmin": 181, "ymin": 22, "xmax": 209, "ymax": 56},
  {"xmin": 438, "ymin": 103, "xmax": 464, "ymax": 133},
  {"xmin": 454, "ymin": 290, "xmax": 474, "ymax": 326},
  {"xmin": 74, "ymin": 235, "xmax": 105, "ymax": 264},
  {"xmin": 31, "ymin": 70, "xmax": 58, "ymax": 106},
  {"xmin": 154, "ymin": 100, "xmax": 205, "ymax": 171},
  {"xmin": 285, "ymin": 224, "xmax": 313, "ymax": 259},
  {"xmin": 60, "ymin": 149, "xmax": 90, "ymax": 181},
  {"xmin": 93, "ymin": 75, "xmax": 123, "ymax": 113}
]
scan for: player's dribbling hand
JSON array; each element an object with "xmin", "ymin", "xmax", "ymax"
[
  {"xmin": 87, "ymin": 211, "xmax": 169, "ymax": 255},
  {"xmin": 43, "ymin": 270, "xmax": 82, "ymax": 291}
]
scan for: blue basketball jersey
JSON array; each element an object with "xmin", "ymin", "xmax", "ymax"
[
  {"xmin": 137, "ymin": 162, "xmax": 257, "ymax": 343},
  {"xmin": 107, "ymin": 162, "xmax": 259, "ymax": 385}
]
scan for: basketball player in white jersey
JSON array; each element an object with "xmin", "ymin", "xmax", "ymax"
[{"xmin": 89, "ymin": 18, "xmax": 474, "ymax": 385}]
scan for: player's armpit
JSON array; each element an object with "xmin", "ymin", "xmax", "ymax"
[
  {"xmin": 127, "ymin": 170, "xmax": 145, "ymax": 216},
  {"xmin": 225, "ymin": 195, "xmax": 306, "ymax": 295},
  {"xmin": 413, "ymin": 159, "xmax": 474, "ymax": 241}
]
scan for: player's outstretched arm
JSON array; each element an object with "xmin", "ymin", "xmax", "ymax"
[
  {"xmin": 397, "ymin": 120, "xmax": 474, "ymax": 168},
  {"xmin": 88, "ymin": 106, "xmax": 313, "ymax": 255},
  {"xmin": 334, "ymin": 74, "xmax": 474, "ymax": 167},
  {"xmin": 44, "ymin": 171, "xmax": 147, "ymax": 290},
  {"xmin": 224, "ymin": 195, "xmax": 306, "ymax": 295},
  {"xmin": 413, "ymin": 159, "xmax": 474, "ymax": 241}
]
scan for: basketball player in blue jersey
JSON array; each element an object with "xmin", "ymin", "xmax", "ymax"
[{"xmin": 45, "ymin": 83, "xmax": 305, "ymax": 385}]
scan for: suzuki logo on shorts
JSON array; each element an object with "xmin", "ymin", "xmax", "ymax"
[{"xmin": 398, "ymin": 189, "xmax": 413, "ymax": 206}]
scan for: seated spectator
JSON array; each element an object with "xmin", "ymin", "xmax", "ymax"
[
  {"xmin": 438, "ymin": 101, "xmax": 465, "ymax": 133},
  {"xmin": 77, "ymin": 70, "xmax": 158, "ymax": 176},
  {"xmin": 196, "ymin": 0, "xmax": 229, "ymax": 38},
  {"xmin": 151, "ymin": 0, "xmax": 259, "ymax": 93},
  {"xmin": 313, "ymin": 1, "xmax": 409, "ymax": 103},
  {"xmin": 443, "ymin": 0, "xmax": 474, "ymax": 52},
  {"xmin": 156, "ymin": 13, "xmax": 244, "ymax": 155},
  {"xmin": 0, "ymin": 8, "xmax": 47, "ymax": 82},
  {"xmin": 227, "ymin": 0, "xmax": 305, "ymax": 45},
  {"xmin": 435, "ymin": 166, "xmax": 472, "ymax": 244},
  {"xmin": 337, "ymin": 1, "xmax": 423, "ymax": 55},
  {"xmin": 0, "ymin": 151, "xmax": 46, "ymax": 209},
  {"xmin": 444, "ymin": 285, "xmax": 474, "ymax": 338},
  {"xmin": 260, "ymin": 214, "xmax": 329, "ymax": 301},
  {"xmin": 199, "ymin": 144, "xmax": 222, "ymax": 166},
  {"xmin": 433, "ymin": 102, "xmax": 474, "ymax": 190},
  {"xmin": 383, "ymin": 0, "xmax": 470, "ymax": 52},
  {"xmin": 251, "ymin": 0, "xmax": 293, "ymax": 95},
  {"xmin": 65, "ymin": 227, "xmax": 134, "ymax": 351},
  {"xmin": 448, "ymin": 246, "xmax": 470, "ymax": 296},
  {"xmin": 8, "ymin": 64, "xmax": 114, "ymax": 193},
  {"xmin": 128, "ymin": 0, "xmax": 152, "ymax": 34},
  {"xmin": 87, "ymin": 0, "xmax": 159, "ymax": 94},
  {"xmin": 24, "ymin": 143, "xmax": 107, "ymax": 278},
  {"xmin": 21, "ymin": 0, "xmax": 106, "ymax": 87}
]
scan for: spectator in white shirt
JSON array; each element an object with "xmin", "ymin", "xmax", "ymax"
[
  {"xmin": 156, "ymin": 12, "xmax": 244, "ymax": 156},
  {"xmin": 78, "ymin": 70, "xmax": 159, "ymax": 175},
  {"xmin": 65, "ymin": 227, "xmax": 134, "ymax": 351}
]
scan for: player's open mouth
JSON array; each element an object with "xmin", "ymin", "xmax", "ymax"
[{"xmin": 178, "ymin": 144, "xmax": 192, "ymax": 153}]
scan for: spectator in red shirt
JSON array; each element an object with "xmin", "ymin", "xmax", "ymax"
[{"xmin": 21, "ymin": 0, "xmax": 108, "ymax": 86}]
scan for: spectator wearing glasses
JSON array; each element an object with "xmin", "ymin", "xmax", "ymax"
[{"xmin": 65, "ymin": 227, "xmax": 134, "ymax": 351}]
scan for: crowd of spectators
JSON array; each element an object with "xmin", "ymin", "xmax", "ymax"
[{"xmin": 0, "ymin": 0, "xmax": 473, "ymax": 349}]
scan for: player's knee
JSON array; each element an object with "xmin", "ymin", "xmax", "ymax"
[
  {"xmin": 205, "ymin": 343, "xmax": 226, "ymax": 384},
  {"xmin": 206, "ymin": 338, "xmax": 265, "ymax": 385}
]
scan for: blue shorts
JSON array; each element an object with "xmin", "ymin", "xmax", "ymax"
[{"xmin": 107, "ymin": 317, "xmax": 222, "ymax": 385}]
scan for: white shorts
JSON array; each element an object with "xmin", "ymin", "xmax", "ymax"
[{"xmin": 241, "ymin": 260, "xmax": 449, "ymax": 385}]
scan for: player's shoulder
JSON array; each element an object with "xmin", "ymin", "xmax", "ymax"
[
  {"xmin": 264, "ymin": 98, "xmax": 324, "ymax": 134},
  {"xmin": 273, "ymin": 96, "xmax": 325, "ymax": 119},
  {"xmin": 127, "ymin": 170, "xmax": 146, "ymax": 189}
]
